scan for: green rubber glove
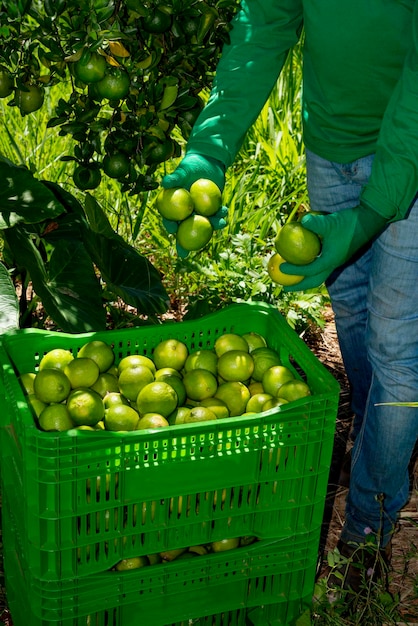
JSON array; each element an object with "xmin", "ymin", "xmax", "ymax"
[
  {"xmin": 281, "ymin": 204, "xmax": 389, "ymax": 292},
  {"xmin": 162, "ymin": 153, "xmax": 225, "ymax": 191}
]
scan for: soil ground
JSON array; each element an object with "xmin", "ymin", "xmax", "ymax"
[{"xmin": 0, "ymin": 306, "xmax": 417, "ymax": 625}]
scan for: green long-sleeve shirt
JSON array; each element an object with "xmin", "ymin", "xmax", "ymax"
[{"xmin": 187, "ymin": 0, "xmax": 418, "ymax": 220}]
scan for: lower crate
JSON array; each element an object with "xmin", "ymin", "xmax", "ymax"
[{"xmin": 4, "ymin": 530, "xmax": 319, "ymax": 626}]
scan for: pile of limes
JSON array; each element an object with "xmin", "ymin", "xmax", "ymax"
[
  {"xmin": 156, "ymin": 178, "xmax": 222, "ymax": 253},
  {"xmin": 268, "ymin": 220, "xmax": 321, "ymax": 286},
  {"xmin": 20, "ymin": 329, "xmax": 312, "ymax": 433},
  {"xmin": 114, "ymin": 535, "xmax": 257, "ymax": 571}
]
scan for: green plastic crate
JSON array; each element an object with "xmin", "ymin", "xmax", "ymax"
[
  {"xmin": 0, "ymin": 302, "xmax": 339, "ymax": 580},
  {"xmin": 3, "ymin": 496, "xmax": 319, "ymax": 626}
]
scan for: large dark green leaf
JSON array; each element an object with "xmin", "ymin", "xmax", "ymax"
[
  {"xmin": 0, "ymin": 261, "xmax": 19, "ymax": 332},
  {"xmin": 40, "ymin": 190, "xmax": 169, "ymax": 317},
  {"xmin": 41, "ymin": 180, "xmax": 86, "ymax": 218},
  {"xmin": 4, "ymin": 227, "xmax": 106, "ymax": 332},
  {"xmin": 83, "ymin": 228, "xmax": 169, "ymax": 316},
  {"xmin": 0, "ymin": 159, "xmax": 65, "ymax": 228},
  {"xmin": 83, "ymin": 193, "xmax": 116, "ymax": 238}
]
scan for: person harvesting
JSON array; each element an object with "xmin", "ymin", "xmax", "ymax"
[{"xmin": 161, "ymin": 0, "xmax": 418, "ymax": 597}]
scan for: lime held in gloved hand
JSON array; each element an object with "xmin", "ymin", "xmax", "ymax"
[
  {"xmin": 274, "ymin": 221, "xmax": 322, "ymax": 266},
  {"xmin": 267, "ymin": 221, "xmax": 321, "ymax": 287},
  {"xmin": 267, "ymin": 253, "xmax": 304, "ymax": 287},
  {"xmin": 156, "ymin": 178, "xmax": 226, "ymax": 256},
  {"xmin": 156, "ymin": 187, "xmax": 194, "ymax": 221}
]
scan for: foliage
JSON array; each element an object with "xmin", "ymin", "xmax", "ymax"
[
  {"xmin": 0, "ymin": 156, "xmax": 168, "ymax": 331},
  {"xmin": 0, "ymin": 0, "xmax": 239, "ymax": 194},
  {"xmin": 0, "ymin": 261, "xmax": 19, "ymax": 332},
  {"xmin": 0, "ymin": 24, "xmax": 328, "ymax": 335}
]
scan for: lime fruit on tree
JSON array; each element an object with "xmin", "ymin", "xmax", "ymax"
[
  {"xmin": 38, "ymin": 404, "xmax": 74, "ymax": 432},
  {"xmin": 73, "ymin": 164, "xmax": 102, "ymax": 190},
  {"xmin": 274, "ymin": 222, "xmax": 321, "ymax": 265},
  {"xmin": 176, "ymin": 214, "xmax": 213, "ymax": 252},
  {"xmin": 33, "ymin": 368, "xmax": 71, "ymax": 404},
  {"xmin": 146, "ymin": 139, "xmax": 175, "ymax": 165},
  {"xmin": 78, "ymin": 340, "xmax": 115, "ymax": 373},
  {"xmin": 142, "ymin": 8, "xmax": 172, "ymax": 34},
  {"xmin": 66, "ymin": 388, "xmax": 105, "ymax": 426},
  {"xmin": 189, "ymin": 179, "xmax": 222, "ymax": 217},
  {"xmin": 74, "ymin": 51, "xmax": 107, "ymax": 83},
  {"xmin": 267, "ymin": 253, "xmax": 304, "ymax": 286},
  {"xmin": 102, "ymin": 153, "xmax": 130, "ymax": 179},
  {"xmin": 95, "ymin": 67, "xmax": 130, "ymax": 100},
  {"xmin": 156, "ymin": 187, "xmax": 194, "ymax": 221},
  {"xmin": 16, "ymin": 83, "xmax": 45, "ymax": 114},
  {"xmin": 0, "ymin": 66, "xmax": 14, "ymax": 98},
  {"xmin": 136, "ymin": 381, "xmax": 178, "ymax": 418}
]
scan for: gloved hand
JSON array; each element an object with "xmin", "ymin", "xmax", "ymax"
[
  {"xmin": 162, "ymin": 153, "xmax": 225, "ymax": 191},
  {"xmin": 163, "ymin": 206, "xmax": 229, "ymax": 258},
  {"xmin": 280, "ymin": 204, "xmax": 389, "ymax": 292},
  {"xmin": 161, "ymin": 153, "xmax": 227, "ymax": 258}
]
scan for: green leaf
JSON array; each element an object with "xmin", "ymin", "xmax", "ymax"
[
  {"xmin": 83, "ymin": 193, "xmax": 116, "ymax": 238},
  {"xmin": 0, "ymin": 261, "xmax": 19, "ymax": 332},
  {"xmin": 41, "ymin": 180, "xmax": 86, "ymax": 218},
  {"xmin": 82, "ymin": 229, "xmax": 169, "ymax": 316},
  {"xmin": 0, "ymin": 159, "xmax": 64, "ymax": 228},
  {"xmin": 4, "ymin": 227, "xmax": 106, "ymax": 332},
  {"xmin": 375, "ymin": 401, "xmax": 418, "ymax": 407}
]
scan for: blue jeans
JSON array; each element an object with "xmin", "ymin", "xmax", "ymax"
[{"xmin": 306, "ymin": 149, "xmax": 418, "ymax": 547}]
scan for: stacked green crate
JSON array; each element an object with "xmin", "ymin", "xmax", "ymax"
[{"xmin": 0, "ymin": 302, "xmax": 339, "ymax": 625}]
